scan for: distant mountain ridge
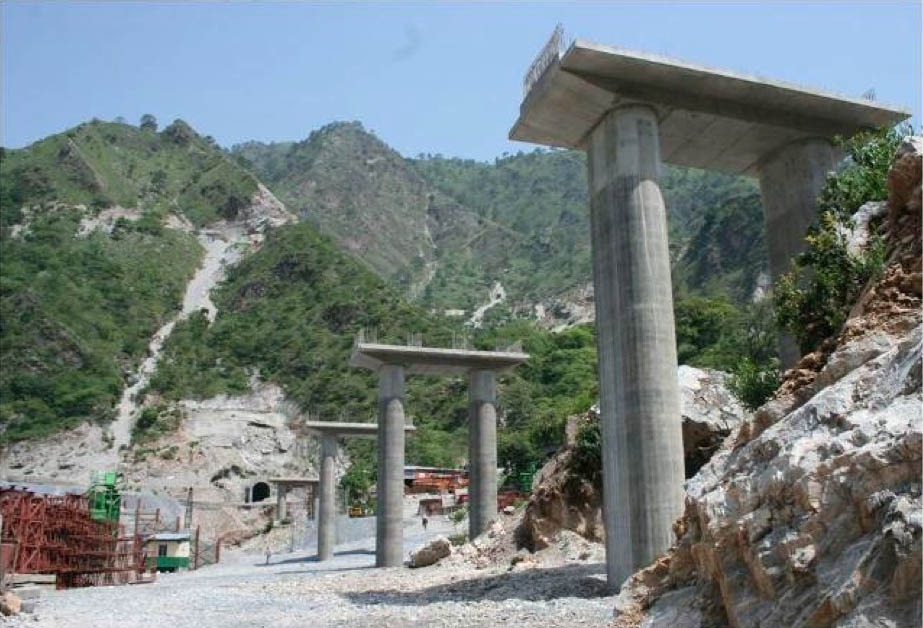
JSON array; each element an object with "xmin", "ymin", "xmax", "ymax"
[
  {"xmin": 0, "ymin": 118, "xmax": 285, "ymax": 442},
  {"xmin": 1, "ymin": 116, "xmax": 767, "ymax": 449},
  {"xmin": 234, "ymin": 121, "xmax": 767, "ymax": 319}
]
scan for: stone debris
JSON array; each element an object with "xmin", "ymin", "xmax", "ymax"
[
  {"xmin": 0, "ymin": 592, "xmax": 22, "ymax": 616},
  {"xmin": 409, "ymin": 536, "xmax": 451, "ymax": 568},
  {"xmin": 9, "ymin": 517, "xmax": 617, "ymax": 628}
]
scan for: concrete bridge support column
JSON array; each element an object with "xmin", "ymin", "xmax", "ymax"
[
  {"xmin": 758, "ymin": 138, "xmax": 838, "ymax": 366},
  {"xmin": 317, "ymin": 434, "xmax": 337, "ymax": 561},
  {"xmin": 276, "ymin": 486, "xmax": 287, "ymax": 522},
  {"xmin": 587, "ymin": 105, "xmax": 685, "ymax": 590},
  {"xmin": 376, "ymin": 364, "xmax": 406, "ymax": 567},
  {"xmin": 468, "ymin": 369, "xmax": 498, "ymax": 539}
]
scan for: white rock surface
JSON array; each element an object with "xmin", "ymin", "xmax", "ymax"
[{"xmin": 616, "ymin": 290, "xmax": 922, "ymax": 628}]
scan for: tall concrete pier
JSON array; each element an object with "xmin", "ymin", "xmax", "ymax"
[
  {"xmin": 302, "ymin": 420, "xmax": 415, "ymax": 563},
  {"xmin": 376, "ymin": 364, "xmax": 406, "ymax": 567},
  {"xmin": 352, "ymin": 341, "xmax": 528, "ymax": 541},
  {"xmin": 318, "ymin": 434, "xmax": 337, "ymax": 561},
  {"xmin": 468, "ymin": 370, "xmax": 499, "ymax": 535},
  {"xmin": 587, "ymin": 104, "xmax": 685, "ymax": 579},
  {"xmin": 759, "ymin": 138, "xmax": 839, "ymax": 364},
  {"xmin": 510, "ymin": 33, "xmax": 909, "ymax": 589}
]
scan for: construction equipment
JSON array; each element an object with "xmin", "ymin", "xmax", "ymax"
[{"xmin": 87, "ymin": 471, "xmax": 121, "ymax": 522}]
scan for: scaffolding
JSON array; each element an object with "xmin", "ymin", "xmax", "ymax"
[{"xmin": 0, "ymin": 488, "xmax": 155, "ymax": 589}]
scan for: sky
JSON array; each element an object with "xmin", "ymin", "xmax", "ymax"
[{"xmin": 2, "ymin": 2, "xmax": 920, "ymax": 161}]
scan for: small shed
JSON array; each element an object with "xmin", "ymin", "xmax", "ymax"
[{"xmin": 144, "ymin": 532, "xmax": 191, "ymax": 572}]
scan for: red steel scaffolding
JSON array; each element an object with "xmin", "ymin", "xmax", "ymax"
[{"xmin": 0, "ymin": 489, "xmax": 155, "ymax": 589}]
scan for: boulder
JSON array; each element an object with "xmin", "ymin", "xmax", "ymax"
[
  {"xmin": 887, "ymin": 136, "xmax": 922, "ymax": 216},
  {"xmin": 409, "ymin": 536, "xmax": 451, "ymax": 568},
  {"xmin": 0, "ymin": 591, "xmax": 21, "ymax": 616},
  {"xmin": 678, "ymin": 366, "xmax": 749, "ymax": 477}
]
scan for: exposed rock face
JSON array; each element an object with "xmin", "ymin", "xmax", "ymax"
[
  {"xmin": 240, "ymin": 183, "xmax": 297, "ymax": 233},
  {"xmin": 519, "ymin": 367, "xmax": 747, "ymax": 552},
  {"xmin": 409, "ymin": 536, "xmax": 452, "ymax": 568},
  {"xmin": 518, "ymin": 431, "xmax": 605, "ymax": 552},
  {"xmin": 887, "ymin": 136, "xmax": 923, "ymax": 218},
  {"xmin": 614, "ymin": 138, "xmax": 923, "ymax": 628},
  {"xmin": 679, "ymin": 367, "xmax": 750, "ymax": 477},
  {"xmin": 0, "ymin": 382, "xmax": 322, "ymax": 542}
]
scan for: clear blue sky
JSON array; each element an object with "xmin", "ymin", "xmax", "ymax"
[{"xmin": 2, "ymin": 2, "xmax": 920, "ymax": 161}]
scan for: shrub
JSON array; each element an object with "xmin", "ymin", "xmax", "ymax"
[
  {"xmin": 775, "ymin": 212, "xmax": 888, "ymax": 353},
  {"xmin": 132, "ymin": 404, "xmax": 182, "ymax": 443},
  {"xmin": 729, "ymin": 357, "xmax": 780, "ymax": 410},
  {"xmin": 774, "ymin": 126, "xmax": 902, "ymax": 354},
  {"xmin": 448, "ymin": 532, "xmax": 469, "ymax": 546},
  {"xmin": 817, "ymin": 127, "xmax": 905, "ymax": 218},
  {"xmin": 568, "ymin": 419, "xmax": 602, "ymax": 489},
  {"xmin": 448, "ymin": 505, "xmax": 468, "ymax": 524}
]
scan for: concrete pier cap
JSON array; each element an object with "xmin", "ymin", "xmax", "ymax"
[
  {"xmin": 302, "ymin": 421, "xmax": 415, "ymax": 563},
  {"xmin": 510, "ymin": 32, "xmax": 910, "ymax": 591},
  {"xmin": 351, "ymin": 341, "xmax": 529, "ymax": 544},
  {"xmin": 510, "ymin": 38, "xmax": 910, "ymax": 173}
]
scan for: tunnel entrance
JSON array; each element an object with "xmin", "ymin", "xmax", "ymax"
[{"xmin": 251, "ymin": 481, "xmax": 270, "ymax": 503}]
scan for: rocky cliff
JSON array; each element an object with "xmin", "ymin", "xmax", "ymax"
[
  {"xmin": 518, "ymin": 366, "xmax": 749, "ymax": 553},
  {"xmin": 613, "ymin": 137, "xmax": 922, "ymax": 627}
]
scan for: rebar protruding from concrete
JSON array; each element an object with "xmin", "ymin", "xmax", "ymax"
[{"xmin": 588, "ymin": 105, "xmax": 686, "ymax": 589}]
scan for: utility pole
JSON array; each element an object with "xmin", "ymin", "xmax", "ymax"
[{"xmin": 185, "ymin": 487, "xmax": 194, "ymax": 529}]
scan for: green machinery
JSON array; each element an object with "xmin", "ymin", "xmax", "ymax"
[
  {"xmin": 517, "ymin": 463, "xmax": 538, "ymax": 493},
  {"xmin": 87, "ymin": 470, "xmax": 121, "ymax": 522}
]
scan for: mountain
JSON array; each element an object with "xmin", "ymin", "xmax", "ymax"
[
  {"xmin": 0, "ymin": 118, "xmax": 277, "ymax": 442},
  {"xmin": 1, "ymin": 116, "xmax": 767, "ymax": 482},
  {"xmin": 234, "ymin": 122, "xmax": 482, "ymax": 300},
  {"xmin": 235, "ymin": 123, "xmax": 768, "ymax": 318},
  {"xmin": 1, "ymin": 118, "xmax": 260, "ymax": 228}
]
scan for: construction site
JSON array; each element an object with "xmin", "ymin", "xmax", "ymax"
[{"xmin": 0, "ymin": 472, "xmax": 221, "ymax": 603}]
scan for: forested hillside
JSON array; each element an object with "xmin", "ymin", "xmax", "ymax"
[
  {"xmin": 145, "ymin": 220, "xmax": 600, "ymax": 477},
  {"xmin": 236, "ymin": 122, "xmax": 768, "ymax": 315},
  {"xmin": 1, "ymin": 116, "xmax": 773, "ymax": 482},
  {"xmin": 0, "ymin": 118, "xmax": 266, "ymax": 442}
]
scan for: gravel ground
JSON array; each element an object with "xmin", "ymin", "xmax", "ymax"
[{"xmin": 2, "ymin": 516, "xmax": 616, "ymax": 627}]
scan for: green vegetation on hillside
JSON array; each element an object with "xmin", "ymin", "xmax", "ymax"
[
  {"xmin": 237, "ymin": 124, "xmax": 768, "ymax": 315},
  {"xmin": 1, "ymin": 117, "xmax": 779, "ymax": 489},
  {"xmin": 0, "ymin": 119, "xmax": 258, "ymax": 229},
  {"xmin": 145, "ymin": 219, "xmax": 602, "ymax": 488},
  {"xmin": 0, "ymin": 204, "xmax": 201, "ymax": 441},
  {"xmin": 0, "ymin": 117, "xmax": 265, "ymax": 443},
  {"xmin": 775, "ymin": 127, "xmax": 904, "ymax": 354},
  {"xmin": 234, "ymin": 122, "xmax": 440, "ymax": 283}
]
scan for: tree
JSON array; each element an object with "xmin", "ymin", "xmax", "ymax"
[{"xmin": 139, "ymin": 114, "xmax": 158, "ymax": 132}]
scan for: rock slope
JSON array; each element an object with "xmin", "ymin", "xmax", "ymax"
[
  {"xmin": 613, "ymin": 137, "xmax": 922, "ymax": 628},
  {"xmin": 519, "ymin": 367, "xmax": 749, "ymax": 553}
]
